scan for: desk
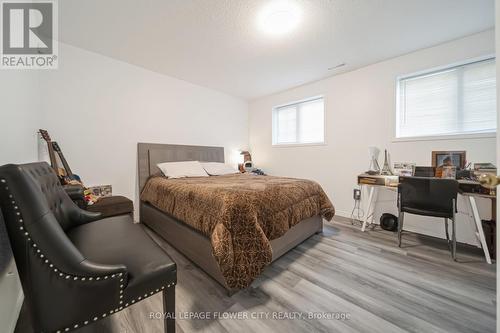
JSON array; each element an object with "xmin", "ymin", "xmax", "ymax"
[{"xmin": 358, "ymin": 174, "xmax": 495, "ymax": 264}]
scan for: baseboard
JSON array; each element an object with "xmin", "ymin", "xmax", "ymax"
[{"xmin": 333, "ymin": 210, "xmax": 351, "ymax": 219}]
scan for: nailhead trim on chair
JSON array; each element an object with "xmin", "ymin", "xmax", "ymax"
[{"xmin": 1, "ymin": 178, "xmax": 176, "ymax": 333}]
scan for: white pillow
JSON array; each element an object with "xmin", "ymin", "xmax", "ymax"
[
  {"xmin": 201, "ymin": 162, "xmax": 239, "ymax": 176},
  {"xmin": 157, "ymin": 161, "xmax": 209, "ymax": 179}
]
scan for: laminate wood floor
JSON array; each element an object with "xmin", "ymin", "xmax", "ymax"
[{"xmin": 16, "ymin": 218, "xmax": 496, "ymax": 333}]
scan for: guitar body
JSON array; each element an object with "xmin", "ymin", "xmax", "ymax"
[{"xmin": 52, "ymin": 142, "xmax": 82, "ymax": 185}]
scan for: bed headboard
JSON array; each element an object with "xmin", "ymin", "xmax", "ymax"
[{"xmin": 137, "ymin": 143, "xmax": 225, "ymax": 191}]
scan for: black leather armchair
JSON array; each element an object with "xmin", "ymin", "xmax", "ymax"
[{"xmin": 0, "ymin": 163, "xmax": 176, "ymax": 333}]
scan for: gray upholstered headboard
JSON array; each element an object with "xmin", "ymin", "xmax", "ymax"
[{"xmin": 137, "ymin": 143, "xmax": 225, "ymax": 191}]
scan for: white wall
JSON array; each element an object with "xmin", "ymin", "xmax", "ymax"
[
  {"xmin": 39, "ymin": 43, "xmax": 249, "ymax": 216},
  {"xmin": 249, "ymin": 30, "xmax": 496, "ymax": 245},
  {"xmin": 0, "ymin": 71, "xmax": 40, "ymax": 333},
  {"xmin": 0, "ymin": 71, "xmax": 40, "ymax": 164}
]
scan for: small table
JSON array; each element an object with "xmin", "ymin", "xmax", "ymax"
[{"xmin": 357, "ymin": 174, "xmax": 398, "ymax": 232}]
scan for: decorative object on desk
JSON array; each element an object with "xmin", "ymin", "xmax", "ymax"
[
  {"xmin": 441, "ymin": 166, "xmax": 457, "ymax": 179},
  {"xmin": 473, "ymin": 163, "xmax": 497, "ymax": 180},
  {"xmin": 380, "ymin": 149, "xmax": 393, "ymax": 175},
  {"xmin": 366, "ymin": 146, "xmax": 381, "ymax": 175},
  {"xmin": 414, "ymin": 166, "xmax": 436, "ymax": 177},
  {"xmin": 393, "ymin": 162, "xmax": 415, "ymax": 176},
  {"xmin": 239, "ymin": 150, "xmax": 252, "ymax": 172},
  {"xmin": 456, "ymin": 168, "xmax": 474, "ymax": 180},
  {"xmin": 474, "ymin": 162, "xmax": 496, "ymax": 171},
  {"xmin": 431, "ymin": 150, "xmax": 466, "ymax": 169},
  {"xmin": 380, "ymin": 213, "xmax": 398, "ymax": 232},
  {"xmin": 479, "ymin": 173, "xmax": 500, "ymax": 190}
]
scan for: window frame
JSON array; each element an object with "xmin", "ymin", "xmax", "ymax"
[
  {"xmin": 272, "ymin": 95, "xmax": 326, "ymax": 147},
  {"xmin": 394, "ymin": 55, "xmax": 497, "ymax": 142}
]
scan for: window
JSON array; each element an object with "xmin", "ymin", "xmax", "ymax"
[
  {"xmin": 396, "ymin": 58, "xmax": 496, "ymax": 139},
  {"xmin": 272, "ymin": 96, "xmax": 325, "ymax": 145}
]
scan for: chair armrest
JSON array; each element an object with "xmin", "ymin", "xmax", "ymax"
[
  {"xmin": 71, "ymin": 208, "xmax": 103, "ymax": 226},
  {"xmin": 64, "ymin": 184, "xmax": 85, "ymax": 201},
  {"xmin": 80, "ymin": 259, "xmax": 127, "ymax": 277},
  {"xmin": 64, "ymin": 184, "xmax": 87, "ymax": 209},
  {"xmin": 61, "ymin": 186, "xmax": 103, "ymax": 227}
]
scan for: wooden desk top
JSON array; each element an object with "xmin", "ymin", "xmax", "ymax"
[{"xmin": 357, "ymin": 174, "xmax": 496, "ymax": 198}]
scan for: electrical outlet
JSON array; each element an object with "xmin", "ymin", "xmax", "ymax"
[{"xmin": 353, "ymin": 189, "xmax": 361, "ymax": 200}]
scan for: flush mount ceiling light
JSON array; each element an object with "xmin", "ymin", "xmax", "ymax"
[{"xmin": 257, "ymin": 1, "xmax": 301, "ymax": 36}]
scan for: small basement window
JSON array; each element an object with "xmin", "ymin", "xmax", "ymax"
[
  {"xmin": 272, "ymin": 96, "xmax": 325, "ymax": 146},
  {"xmin": 396, "ymin": 58, "xmax": 496, "ymax": 139}
]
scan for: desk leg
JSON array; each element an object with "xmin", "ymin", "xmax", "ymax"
[
  {"xmin": 362, "ymin": 186, "xmax": 376, "ymax": 232},
  {"xmin": 468, "ymin": 196, "xmax": 492, "ymax": 264}
]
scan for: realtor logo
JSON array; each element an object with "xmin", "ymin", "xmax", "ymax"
[{"xmin": 1, "ymin": 0, "xmax": 58, "ymax": 69}]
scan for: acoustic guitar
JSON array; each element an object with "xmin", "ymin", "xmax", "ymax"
[
  {"xmin": 52, "ymin": 141, "xmax": 82, "ymax": 184},
  {"xmin": 39, "ymin": 129, "xmax": 80, "ymax": 185}
]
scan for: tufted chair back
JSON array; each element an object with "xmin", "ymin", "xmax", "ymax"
[{"xmin": 18, "ymin": 162, "xmax": 79, "ymax": 230}]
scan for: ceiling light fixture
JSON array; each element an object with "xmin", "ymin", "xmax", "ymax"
[{"xmin": 257, "ymin": 1, "xmax": 301, "ymax": 36}]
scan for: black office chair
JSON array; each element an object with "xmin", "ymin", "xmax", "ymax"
[
  {"xmin": 0, "ymin": 163, "xmax": 176, "ymax": 333},
  {"xmin": 397, "ymin": 176, "xmax": 459, "ymax": 260}
]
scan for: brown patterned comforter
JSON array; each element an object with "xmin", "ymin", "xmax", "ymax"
[{"xmin": 140, "ymin": 173, "xmax": 334, "ymax": 290}]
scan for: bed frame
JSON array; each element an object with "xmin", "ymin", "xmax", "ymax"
[{"xmin": 137, "ymin": 143, "xmax": 323, "ymax": 293}]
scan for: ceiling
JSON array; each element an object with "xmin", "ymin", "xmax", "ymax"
[{"xmin": 59, "ymin": 0, "xmax": 495, "ymax": 100}]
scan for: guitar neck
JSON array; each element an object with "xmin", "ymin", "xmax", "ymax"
[
  {"xmin": 39, "ymin": 129, "xmax": 64, "ymax": 179},
  {"xmin": 47, "ymin": 142, "xmax": 59, "ymax": 171},
  {"xmin": 52, "ymin": 143, "xmax": 74, "ymax": 177}
]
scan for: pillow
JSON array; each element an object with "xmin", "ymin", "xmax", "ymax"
[
  {"xmin": 201, "ymin": 162, "xmax": 239, "ymax": 176},
  {"xmin": 157, "ymin": 161, "xmax": 209, "ymax": 179}
]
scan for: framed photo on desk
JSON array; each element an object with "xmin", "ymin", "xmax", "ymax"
[{"xmin": 432, "ymin": 150, "xmax": 466, "ymax": 169}]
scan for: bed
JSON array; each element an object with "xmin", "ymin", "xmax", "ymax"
[{"xmin": 138, "ymin": 143, "xmax": 334, "ymax": 294}]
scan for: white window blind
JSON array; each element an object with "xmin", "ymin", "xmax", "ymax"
[
  {"xmin": 397, "ymin": 58, "xmax": 496, "ymax": 139},
  {"xmin": 273, "ymin": 97, "xmax": 325, "ymax": 145}
]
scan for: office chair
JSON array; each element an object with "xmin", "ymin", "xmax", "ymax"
[{"xmin": 397, "ymin": 176, "xmax": 459, "ymax": 260}]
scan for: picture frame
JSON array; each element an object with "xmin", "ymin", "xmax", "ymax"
[
  {"xmin": 431, "ymin": 151, "xmax": 466, "ymax": 169},
  {"xmin": 88, "ymin": 185, "xmax": 112, "ymax": 198}
]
